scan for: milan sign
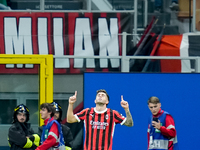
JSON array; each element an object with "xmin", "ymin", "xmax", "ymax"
[{"xmin": 0, "ymin": 12, "xmax": 132, "ymax": 74}]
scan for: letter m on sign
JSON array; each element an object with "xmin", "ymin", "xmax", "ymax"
[{"xmin": 4, "ymin": 17, "xmax": 33, "ymax": 68}]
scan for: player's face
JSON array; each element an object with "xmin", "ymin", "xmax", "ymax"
[
  {"xmin": 54, "ymin": 112, "xmax": 60, "ymax": 120},
  {"xmin": 148, "ymin": 103, "xmax": 161, "ymax": 115},
  {"xmin": 95, "ymin": 92, "xmax": 109, "ymax": 105},
  {"xmin": 40, "ymin": 108, "xmax": 51, "ymax": 120},
  {"xmin": 17, "ymin": 112, "xmax": 26, "ymax": 123}
]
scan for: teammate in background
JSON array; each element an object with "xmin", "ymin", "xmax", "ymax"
[
  {"xmin": 36, "ymin": 103, "xmax": 65, "ymax": 150},
  {"xmin": 8, "ymin": 104, "xmax": 40, "ymax": 150},
  {"xmin": 67, "ymin": 89, "xmax": 134, "ymax": 150},
  {"xmin": 147, "ymin": 96, "xmax": 178, "ymax": 150},
  {"xmin": 38, "ymin": 102, "xmax": 73, "ymax": 150}
]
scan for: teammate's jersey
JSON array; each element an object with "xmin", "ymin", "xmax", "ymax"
[{"xmin": 75, "ymin": 107, "xmax": 126, "ymax": 150}]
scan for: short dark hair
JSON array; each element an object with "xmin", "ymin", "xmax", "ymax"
[
  {"xmin": 40, "ymin": 103, "xmax": 55, "ymax": 117},
  {"xmin": 96, "ymin": 89, "xmax": 110, "ymax": 101},
  {"xmin": 147, "ymin": 96, "xmax": 160, "ymax": 105}
]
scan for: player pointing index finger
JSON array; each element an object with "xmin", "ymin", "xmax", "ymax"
[
  {"xmin": 73, "ymin": 91, "xmax": 77, "ymax": 97},
  {"xmin": 121, "ymin": 95, "xmax": 124, "ymax": 101},
  {"xmin": 121, "ymin": 95, "xmax": 128, "ymax": 109},
  {"xmin": 67, "ymin": 89, "xmax": 134, "ymax": 150},
  {"xmin": 69, "ymin": 91, "xmax": 77, "ymax": 104}
]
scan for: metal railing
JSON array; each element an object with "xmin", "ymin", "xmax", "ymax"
[
  {"xmin": 53, "ymin": 32, "xmax": 200, "ymax": 73},
  {"xmin": 53, "ymin": 55, "xmax": 200, "ymax": 73}
]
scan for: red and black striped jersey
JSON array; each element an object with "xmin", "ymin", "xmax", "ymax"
[{"xmin": 74, "ymin": 107, "xmax": 126, "ymax": 150}]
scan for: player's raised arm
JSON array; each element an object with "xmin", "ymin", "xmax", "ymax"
[
  {"xmin": 121, "ymin": 95, "xmax": 134, "ymax": 127},
  {"xmin": 67, "ymin": 91, "xmax": 78, "ymax": 123}
]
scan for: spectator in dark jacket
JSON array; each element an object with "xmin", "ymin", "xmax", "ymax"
[{"xmin": 8, "ymin": 104, "xmax": 40, "ymax": 150}]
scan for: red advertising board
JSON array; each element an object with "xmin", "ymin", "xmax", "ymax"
[{"xmin": 0, "ymin": 12, "xmax": 133, "ymax": 74}]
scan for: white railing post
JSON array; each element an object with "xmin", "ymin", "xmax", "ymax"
[
  {"xmin": 193, "ymin": 0, "xmax": 196, "ymax": 32},
  {"xmin": 195, "ymin": 57, "xmax": 200, "ymax": 72},
  {"xmin": 144, "ymin": 0, "xmax": 148, "ymax": 27},
  {"xmin": 87, "ymin": 0, "xmax": 92, "ymax": 11},
  {"xmin": 121, "ymin": 32, "xmax": 130, "ymax": 72},
  {"xmin": 40, "ymin": 0, "xmax": 45, "ymax": 11},
  {"xmin": 133, "ymin": 0, "xmax": 138, "ymax": 46}
]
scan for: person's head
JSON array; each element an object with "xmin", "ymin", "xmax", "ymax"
[
  {"xmin": 147, "ymin": 96, "xmax": 161, "ymax": 116},
  {"xmin": 51, "ymin": 102, "xmax": 62, "ymax": 122},
  {"xmin": 40, "ymin": 103, "xmax": 55, "ymax": 120},
  {"xmin": 13, "ymin": 104, "xmax": 29, "ymax": 123},
  {"xmin": 95, "ymin": 89, "xmax": 110, "ymax": 106}
]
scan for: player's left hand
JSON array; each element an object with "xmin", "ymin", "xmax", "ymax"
[{"xmin": 120, "ymin": 95, "xmax": 129, "ymax": 110}]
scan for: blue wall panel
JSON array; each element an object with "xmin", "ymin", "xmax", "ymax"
[{"xmin": 84, "ymin": 73, "xmax": 200, "ymax": 150}]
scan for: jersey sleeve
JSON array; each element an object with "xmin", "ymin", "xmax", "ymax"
[
  {"xmin": 36, "ymin": 122, "xmax": 59, "ymax": 150},
  {"xmin": 113, "ymin": 110, "xmax": 126, "ymax": 125},
  {"xmin": 160, "ymin": 114, "xmax": 176, "ymax": 138},
  {"xmin": 74, "ymin": 108, "xmax": 88, "ymax": 122}
]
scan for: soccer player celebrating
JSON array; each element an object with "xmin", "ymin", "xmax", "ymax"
[{"xmin": 67, "ymin": 89, "xmax": 134, "ymax": 150}]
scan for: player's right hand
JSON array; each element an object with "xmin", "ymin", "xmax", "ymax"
[{"xmin": 69, "ymin": 91, "xmax": 77, "ymax": 104}]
